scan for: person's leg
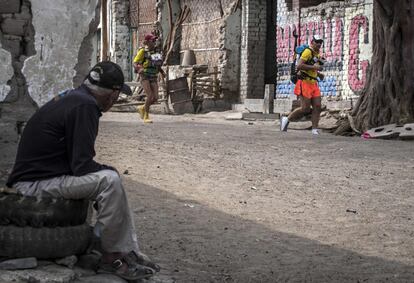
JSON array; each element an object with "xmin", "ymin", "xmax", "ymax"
[
  {"xmin": 138, "ymin": 78, "xmax": 151, "ymax": 119},
  {"xmin": 150, "ymin": 81, "xmax": 159, "ymax": 105},
  {"xmin": 280, "ymin": 95, "xmax": 311, "ymax": 131},
  {"xmin": 311, "ymin": 96, "xmax": 322, "ymax": 129},
  {"xmin": 143, "ymin": 81, "xmax": 155, "ymax": 114},
  {"xmin": 143, "ymin": 81, "xmax": 158, "ymax": 123},
  {"xmin": 288, "ymin": 95, "xmax": 311, "ymax": 121},
  {"xmin": 281, "ymin": 80, "xmax": 315, "ymax": 132},
  {"xmin": 14, "ymin": 171, "xmax": 158, "ymax": 280},
  {"xmin": 14, "ymin": 170, "xmax": 139, "ymax": 254}
]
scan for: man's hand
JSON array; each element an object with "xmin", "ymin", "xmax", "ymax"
[
  {"xmin": 319, "ymin": 57, "xmax": 327, "ymax": 65},
  {"xmin": 317, "ymin": 72, "xmax": 325, "ymax": 81},
  {"xmin": 134, "ymin": 63, "xmax": 143, "ymax": 74},
  {"xmin": 104, "ymin": 164, "xmax": 119, "ymax": 175},
  {"xmin": 314, "ymin": 65, "xmax": 323, "ymax": 72}
]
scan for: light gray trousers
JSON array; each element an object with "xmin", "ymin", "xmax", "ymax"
[{"xmin": 13, "ymin": 169, "xmax": 139, "ymax": 254}]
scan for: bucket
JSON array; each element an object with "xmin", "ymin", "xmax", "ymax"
[{"xmin": 181, "ymin": 49, "xmax": 196, "ymax": 66}]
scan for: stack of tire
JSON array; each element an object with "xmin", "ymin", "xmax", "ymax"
[{"xmin": 0, "ymin": 190, "xmax": 92, "ymax": 260}]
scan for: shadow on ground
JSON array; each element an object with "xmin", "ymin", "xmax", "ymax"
[{"xmin": 127, "ymin": 178, "xmax": 414, "ymax": 283}]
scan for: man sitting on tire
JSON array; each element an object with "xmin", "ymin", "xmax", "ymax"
[{"xmin": 6, "ymin": 61, "xmax": 159, "ymax": 281}]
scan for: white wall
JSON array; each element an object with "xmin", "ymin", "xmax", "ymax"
[{"xmin": 23, "ymin": 0, "xmax": 99, "ymax": 106}]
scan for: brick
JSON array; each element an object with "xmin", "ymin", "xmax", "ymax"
[
  {"xmin": 13, "ymin": 4, "xmax": 30, "ymax": 21},
  {"xmin": 0, "ymin": 0, "xmax": 20, "ymax": 14},
  {"xmin": 1, "ymin": 18, "xmax": 26, "ymax": 36},
  {"xmin": 1, "ymin": 38, "xmax": 22, "ymax": 58}
]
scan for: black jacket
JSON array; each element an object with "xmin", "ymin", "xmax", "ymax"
[{"xmin": 7, "ymin": 85, "xmax": 113, "ymax": 187}]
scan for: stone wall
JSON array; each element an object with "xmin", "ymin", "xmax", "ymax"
[
  {"xmin": 276, "ymin": 0, "xmax": 373, "ymax": 103},
  {"xmin": 0, "ymin": 0, "xmax": 99, "ymax": 178}
]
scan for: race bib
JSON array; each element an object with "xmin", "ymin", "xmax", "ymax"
[{"xmin": 150, "ymin": 53, "xmax": 163, "ymax": 66}]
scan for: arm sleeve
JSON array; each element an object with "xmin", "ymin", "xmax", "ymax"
[
  {"xmin": 133, "ymin": 49, "xmax": 145, "ymax": 64},
  {"xmin": 65, "ymin": 104, "xmax": 113, "ymax": 176}
]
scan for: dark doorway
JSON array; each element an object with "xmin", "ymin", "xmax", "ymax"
[{"xmin": 264, "ymin": 0, "xmax": 277, "ymax": 85}]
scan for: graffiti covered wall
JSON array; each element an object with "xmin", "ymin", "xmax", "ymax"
[{"xmin": 276, "ymin": 0, "xmax": 373, "ymax": 101}]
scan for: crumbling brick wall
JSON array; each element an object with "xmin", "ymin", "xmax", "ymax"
[
  {"xmin": 276, "ymin": 0, "xmax": 373, "ymax": 101},
  {"xmin": 0, "ymin": 0, "xmax": 38, "ymax": 174}
]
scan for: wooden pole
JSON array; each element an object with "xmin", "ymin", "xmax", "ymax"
[
  {"xmin": 213, "ymin": 66, "xmax": 218, "ymax": 98},
  {"xmin": 101, "ymin": 0, "xmax": 108, "ymax": 61}
]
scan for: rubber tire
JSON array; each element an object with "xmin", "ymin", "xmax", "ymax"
[
  {"xmin": 0, "ymin": 223, "xmax": 92, "ymax": 259},
  {"xmin": 0, "ymin": 193, "xmax": 89, "ymax": 228}
]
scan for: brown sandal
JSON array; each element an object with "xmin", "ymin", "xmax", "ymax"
[
  {"xmin": 98, "ymin": 256, "xmax": 155, "ymax": 281},
  {"xmin": 125, "ymin": 251, "xmax": 161, "ymax": 272}
]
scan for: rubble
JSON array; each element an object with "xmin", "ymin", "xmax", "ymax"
[
  {"xmin": 0, "ymin": 264, "xmax": 77, "ymax": 283},
  {"xmin": 55, "ymin": 255, "xmax": 78, "ymax": 269},
  {"xmin": 0, "ymin": 259, "xmax": 173, "ymax": 283},
  {"xmin": 0, "ymin": 257, "xmax": 37, "ymax": 270}
]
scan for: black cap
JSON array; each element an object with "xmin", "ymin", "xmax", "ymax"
[{"xmin": 86, "ymin": 61, "xmax": 132, "ymax": 96}]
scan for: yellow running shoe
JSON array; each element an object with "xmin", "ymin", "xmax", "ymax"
[
  {"xmin": 143, "ymin": 112, "xmax": 153, "ymax": 123},
  {"xmin": 137, "ymin": 105, "xmax": 145, "ymax": 120}
]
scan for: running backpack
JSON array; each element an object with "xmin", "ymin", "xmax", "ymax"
[
  {"xmin": 137, "ymin": 48, "xmax": 163, "ymax": 67},
  {"xmin": 290, "ymin": 44, "xmax": 318, "ymax": 84}
]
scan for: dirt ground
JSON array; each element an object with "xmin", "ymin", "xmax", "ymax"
[{"xmin": 92, "ymin": 112, "xmax": 414, "ymax": 283}]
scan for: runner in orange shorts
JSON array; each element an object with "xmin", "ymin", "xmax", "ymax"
[{"xmin": 280, "ymin": 35, "xmax": 325, "ymax": 135}]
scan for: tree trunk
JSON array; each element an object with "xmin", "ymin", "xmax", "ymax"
[{"xmin": 352, "ymin": 0, "xmax": 414, "ymax": 132}]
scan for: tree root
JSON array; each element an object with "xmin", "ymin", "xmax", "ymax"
[{"xmin": 334, "ymin": 119, "xmax": 356, "ymax": 136}]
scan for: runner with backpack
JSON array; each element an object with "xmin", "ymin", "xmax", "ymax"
[
  {"xmin": 280, "ymin": 35, "xmax": 325, "ymax": 135},
  {"xmin": 133, "ymin": 33, "xmax": 164, "ymax": 123}
]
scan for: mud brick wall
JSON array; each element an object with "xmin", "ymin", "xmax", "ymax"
[
  {"xmin": 275, "ymin": 0, "xmax": 373, "ymax": 100},
  {"xmin": 239, "ymin": 0, "xmax": 267, "ymax": 100},
  {"xmin": 180, "ymin": 0, "xmax": 241, "ymax": 102},
  {"xmin": 0, "ymin": 0, "xmax": 99, "ymax": 179}
]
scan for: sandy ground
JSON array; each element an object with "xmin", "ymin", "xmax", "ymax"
[{"xmin": 90, "ymin": 112, "xmax": 413, "ymax": 283}]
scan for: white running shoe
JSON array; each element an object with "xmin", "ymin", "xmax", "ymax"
[
  {"xmin": 280, "ymin": 116, "xmax": 289, "ymax": 131},
  {"xmin": 311, "ymin": 128, "xmax": 320, "ymax": 135}
]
